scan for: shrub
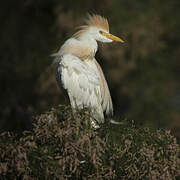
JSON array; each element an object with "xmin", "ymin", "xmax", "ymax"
[{"xmin": 0, "ymin": 105, "xmax": 179, "ymax": 179}]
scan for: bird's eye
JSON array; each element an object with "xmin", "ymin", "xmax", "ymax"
[{"xmin": 99, "ymin": 30, "xmax": 103, "ymax": 34}]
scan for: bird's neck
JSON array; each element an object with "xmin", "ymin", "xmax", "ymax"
[
  {"xmin": 78, "ymin": 34, "xmax": 98, "ymax": 55},
  {"xmin": 56, "ymin": 33, "xmax": 99, "ymax": 61}
]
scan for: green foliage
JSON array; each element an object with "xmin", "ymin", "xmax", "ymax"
[{"xmin": 0, "ymin": 106, "xmax": 179, "ymax": 179}]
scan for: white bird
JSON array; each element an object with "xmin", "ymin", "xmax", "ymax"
[{"xmin": 53, "ymin": 14, "xmax": 124, "ymax": 127}]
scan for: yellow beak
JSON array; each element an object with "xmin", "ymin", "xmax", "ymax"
[{"xmin": 100, "ymin": 31, "xmax": 124, "ymax": 43}]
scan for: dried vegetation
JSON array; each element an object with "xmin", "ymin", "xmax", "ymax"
[{"xmin": 0, "ymin": 105, "xmax": 179, "ymax": 179}]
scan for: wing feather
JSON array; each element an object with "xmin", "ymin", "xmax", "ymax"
[
  {"xmin": 57, "ymin": 54, "xmax": 104, "ymax": 122},
  {"xmin": 94, "ymin": 59, "xmax": 113, "ymax": 116}
]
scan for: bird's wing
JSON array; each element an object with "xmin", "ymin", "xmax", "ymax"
[
  {"xmin": 56, "ymin": 54, "xmax": 104, "ymax": 122},
  {"xmin": 94, "ymin": 59, "xmax": 113, "ymax": 116}
]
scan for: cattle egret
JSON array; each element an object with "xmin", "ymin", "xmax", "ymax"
[{"xmin": 53, "ymin": 14, "xmax": 124, "ymax": 128}]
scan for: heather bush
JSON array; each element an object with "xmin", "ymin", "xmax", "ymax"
[{"xmin": 0, "ymin": 105, "xmax": 179, "ymax": 179}]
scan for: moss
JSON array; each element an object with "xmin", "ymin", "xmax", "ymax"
[{"xmin": 0, "ymin": 105, "xmax": 179, "ymax": 179}]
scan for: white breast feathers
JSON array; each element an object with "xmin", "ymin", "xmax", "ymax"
[{"xmin": 57, "ymin": 54, "xmax": 105, "ymax": 123}]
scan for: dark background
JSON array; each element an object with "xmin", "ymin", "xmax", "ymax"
[{"xmin": 0, "ymin": 0, "xmax": 180, "ymax": 139}]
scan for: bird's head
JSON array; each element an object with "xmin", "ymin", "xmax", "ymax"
[{"xmin": 74, "ymin": 14, "xmax": 124, "ymax": 43}]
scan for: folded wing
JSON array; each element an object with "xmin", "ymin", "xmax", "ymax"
[
  {"xmin": 94, "ymin": 59, "xmax": 113, "ymax": 116},
  {"xmin": 55, "ymin": 54, "xmax": 104, "ymax": 123}
]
